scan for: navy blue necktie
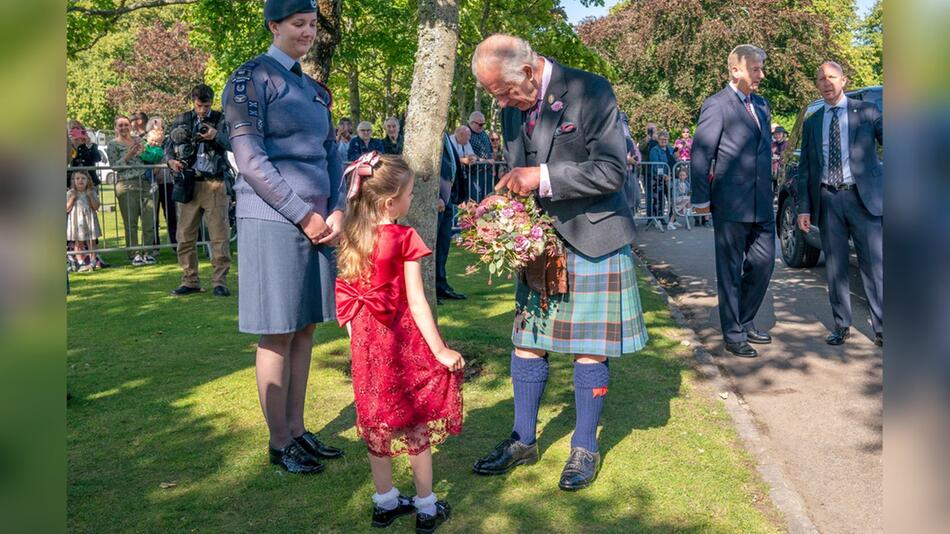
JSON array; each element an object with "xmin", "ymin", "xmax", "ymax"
[
  {"xmin": 290, "ymin": 62, "xmax": 302, "ymax": 77},
  {"xmin": 828, "ymin": 108, "xmax": 843, "ymax": 186}
]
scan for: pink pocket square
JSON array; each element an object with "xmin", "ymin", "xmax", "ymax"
[{"xmin": 555, "ymin": 122, "xmax": 576, "ymax": 136}]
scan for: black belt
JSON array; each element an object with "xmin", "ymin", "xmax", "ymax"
[
  {"xmin": 193, "ymin": 175, "xmax": 224, "ymax": 182},
  {"xmin": 822, "ymin": 183, "xmax": 856, "ymax": 192}
]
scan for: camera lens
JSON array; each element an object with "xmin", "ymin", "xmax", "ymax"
[{"xmin": 198, "ymin": 124, "xmax": 210, "ymax": 135}]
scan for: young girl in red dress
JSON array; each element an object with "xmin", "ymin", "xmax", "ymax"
[{"xmin": 336, "ymin": 152, "xmax": 463, "ymax": 533}]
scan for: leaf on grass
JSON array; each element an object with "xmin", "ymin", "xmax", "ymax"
[
  {"xmin": 159, "ymin": 482, "xmax": 177, "ymax": 489},
  {"xmin": 718, "ymin": 392, "xmax": 729, "ymax": 400}
]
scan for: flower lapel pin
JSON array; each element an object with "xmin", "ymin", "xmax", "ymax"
[
  {"xmin": 551, "ymin": 100, "xmax": 564, "ymax": 112},
  {"xmin": 555, "ymin": 122, "xmax": 576, "ymax": 136}
]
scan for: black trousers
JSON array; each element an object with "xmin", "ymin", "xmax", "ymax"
[
  {"xmin": 819, "ymin": 187, "xmax": 883, "ymax": 335},
  {"xmin": 713, "ymin": 218, "xmax": 776, "ymax": 343},
  {"xmin": 435, "ymin": 205, "xmax": 455, "ymax": 292},
  {"xmin": 155, "ymin": 182, "xmax": 178, "ymax": 245}
]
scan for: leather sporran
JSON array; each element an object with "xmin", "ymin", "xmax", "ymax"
[{"xmin": 520, "ymin": 246, "xmax": 569, "ymax": 311}]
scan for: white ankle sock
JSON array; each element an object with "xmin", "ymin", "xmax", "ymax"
[
  {"xmin": 414, "ymin": 492, "xmax": 437, "ymax": 516},
  {"xmin": 372, "ymin": 486, "xmax": 401, "ymax": 511}
]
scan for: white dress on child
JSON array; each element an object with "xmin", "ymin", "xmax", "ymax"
[{"xmin": 67, "ymin": 191, "xmax": 102, "ymax": 241}]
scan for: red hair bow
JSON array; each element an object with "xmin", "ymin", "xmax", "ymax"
[
  {"xmin": 335, "ymin": 277, "xmax": 400, "ymax": 327},
  {"xmin": 344, "ymin": 150, "xmax": 381, "ymax": 200}
]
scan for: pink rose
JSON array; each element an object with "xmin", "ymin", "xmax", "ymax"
[
  {"xmin": 514, "ymin": 235, "xmax": 530, "ymax": 252},
  {"xmin": 551, "ymin": 100, "xmax": 564, "ymax": 111},
  {"xmin": 511, "ymin": 200, "xmax": 525, "ymax": 212},
  {"xmin": 530, "ymin": 226, "xmax": 543, "ymax": 240},
  {"xmin": 501, "ymin": 207, "xmax": 515, "ymax": 219}
]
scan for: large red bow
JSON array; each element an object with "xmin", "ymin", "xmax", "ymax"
[
  {"xmin": 335, "ymin": 277, "xmax": 400, "ymax": 327},
  {"xmin": 344, "ymin": 151, "xmax": 381, "ymax": 200}
]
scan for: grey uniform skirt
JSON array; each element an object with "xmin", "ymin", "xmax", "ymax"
[{"xmin": 237, "ymin": 217, "xmax": 336, "ymax": 334}]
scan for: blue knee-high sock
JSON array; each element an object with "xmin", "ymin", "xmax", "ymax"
[
  {"xmin": 571, "ymin": 360, "xmax": 610, "ymax": 453},
  {"xmin": 510, "ymin": 352, "xmax": 548, "ymax": 445}
]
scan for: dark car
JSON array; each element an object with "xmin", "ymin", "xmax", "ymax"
[{"xmin": 775, "ymin": 85, "xmax": 883, "ymax": 267}]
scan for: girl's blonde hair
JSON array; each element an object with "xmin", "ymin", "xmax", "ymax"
[
  {"xmin": 337, "ymin": 154, "xmax": 414, "ymax": 283},
  {"xmin": 70, "ymin": 170, "xmax": 92, "ymax": 190}
]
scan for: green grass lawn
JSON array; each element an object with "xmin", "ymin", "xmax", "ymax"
[{"xmin": 67, "ymin": 248, "xmax": 782, "ymax": 533}]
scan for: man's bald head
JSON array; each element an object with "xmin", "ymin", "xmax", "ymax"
[
  {"xmin": 815, "ymin": 61, "xmax": 846, "ymax": 79},
  {"xmin": 471, "ymin": 34, "xmax": 538, "ymax": 83}
]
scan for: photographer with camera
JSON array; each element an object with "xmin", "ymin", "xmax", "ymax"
[{"xmin": 165, "ymin": 84, "xmax": 233, "ymax": 297}]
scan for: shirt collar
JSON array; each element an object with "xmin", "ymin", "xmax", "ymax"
[
  {"xmin": 537, "ymin": 57, "xmax": 553, "ymax": 105},
  {"xmin": 267, "ymin": 44, "xmax": 297, "ymax": 72},
  {"xmin": 824, "ymin": 93, "xmax": 847, "ymax": 112},
  {"xmin": 729, "ymin": 82, "xmax": 753, "ymax": 102}
]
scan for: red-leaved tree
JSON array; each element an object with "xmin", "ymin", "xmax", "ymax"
[{"xmin": 107, "ymin": 21, "xmax": 209, "ymax": 122}]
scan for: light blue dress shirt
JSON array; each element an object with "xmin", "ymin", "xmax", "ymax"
[
  {"xmin": 821, "ymin": 93, "xmax": 853, "ymax": 185},
  {"xmin": 267, "ymin": 44, "xmax": 296, "ymax": 71}
]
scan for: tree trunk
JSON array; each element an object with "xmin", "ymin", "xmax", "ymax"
[
  {"xmin": 402, "ymin": 0, "xmax": 460, "ymax": 314},
  {"xmin": 454, "ymin": 64, "xmax": 467, "ymax": 127},
  {"xmin": 347, "ymin": 64, "xmax": 361, "ymax": 123},
  {"xmin": 302, "ymin": 0, "xmax": 343, "ymax": 82},
  {"xmin": 473, "ymin": 84, "xmax": 483, "ymax": 114}
]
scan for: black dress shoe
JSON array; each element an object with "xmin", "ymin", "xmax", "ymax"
[
  {"xmin": 472, "ymin": 437, "xmax": 539, "ymax": 475},
  {"xmin": 826, "ymin": 327, "xmax": 851, "ymax": 346},
  {"xmin": 268, "ymin": 442, "xmax": 324, "ymax": 474},
  {"xmin": 724, "ymin": 341, "xmax": 759, "ymax": 358},
  {"xmin": 294, "ymin": 431, "xmax": 344, "ymax": 459},
  {"xmin": 170, "ymin": 285, "xmax": 202, "ymax": 296},
  {"xmin": 416, "ymin": 500, "xmax": 451, "ymax": 534},
  {"xmin": 371, "ymin": 494, "xmax": 415, "ymax": 528},
  {"xmin": 436, "ymin": 288, "xmax": 466, "ymax": 300},
  {"xmin": 746, "ymin": 329, "xmax": 772, "ymax": 344},
  {"xmin": 558, "ymin": 447, "xmax": 601, "ymax": 491},
  {"xmin": 874, "ymin": 333, "xmax": 883, "ymax": 347},
  {"xmin": 212, "ymin": 285, "xmax": 231, "ymax": 297}
]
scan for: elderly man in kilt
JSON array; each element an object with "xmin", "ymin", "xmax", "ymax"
[{"xmin": 470, "ymin": 34, "xmax": 648, "ymax": 491}]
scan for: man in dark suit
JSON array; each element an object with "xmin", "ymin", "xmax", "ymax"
[
  {"xmin": 797, "ymin": 62, "xmax": 883, "ymax": 347},
  {"xmin": 469, "ymin": 34, "xmax": 648, "ymax": 491},
  {"xmin": 435, "ymin": 131, "xmax": 467, "ymax": 303},
  {"xmin": 691, "ymin": 44, "xmax": 775, "ymax": 358}
]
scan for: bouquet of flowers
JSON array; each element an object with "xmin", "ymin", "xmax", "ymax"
[{"xmin": 456, "ymin": 193, "xmax": 563, "ymax": 284}]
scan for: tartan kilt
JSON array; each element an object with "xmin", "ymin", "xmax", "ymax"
[{"xmin": 511, "ymin": 244, "xmax": 649, "ymax": 357}]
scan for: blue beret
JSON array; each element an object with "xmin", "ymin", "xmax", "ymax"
[{"xmin": 264, "ymin": 0, "xmax": 317, "ymax": 23}]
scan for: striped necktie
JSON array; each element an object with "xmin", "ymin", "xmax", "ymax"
[
  {"xmin": 743, "ymin": 95, "xmax": 760, "ymax": 130},
  {"xmin": 525, "ymin": 100, "xmax": 542, "ymax": 138}
]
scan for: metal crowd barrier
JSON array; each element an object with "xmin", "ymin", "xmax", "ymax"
[
  {"xmin": 463, "ymin": 159, "xmax": 509, "ymax": 203},
  {"xmin": 669, "ymin": 160, "xmax": 693, "ymax": 230},
  {"xmin": 628, "ymin": 161, "xmax": 672, "ymax": 230},
  {"xmin": 66, "ymin": 163, "xmax": 236, "ymax": 262}
]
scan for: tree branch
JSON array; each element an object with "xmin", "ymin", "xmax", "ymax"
[{"xmin": 67, "ymin": 0, "xmax": 199, "ymax": 16}]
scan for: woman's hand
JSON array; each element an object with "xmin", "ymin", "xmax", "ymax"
[
  {"xmin": 300, "ymin": 211, "xmax": 329, "ymax": 245},
  {"xmin": 317, "ymin": 210, "xmax": 344, "ymax": 246},
  {"xmin": 434, "ymin": 347, "xmax": 465, "ymax": 372}
]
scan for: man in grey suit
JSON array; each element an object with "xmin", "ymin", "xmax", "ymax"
[
  {"xmin": 797, "ymin": 62, "xmax": 883, "ymax": 347},
  {"xmin": 691, "ymin": 44, "xmax": 775, "ymax": 358},
  {"xmin": 469, "ymin": 34, "xmax": 649, "ymax": 491}
]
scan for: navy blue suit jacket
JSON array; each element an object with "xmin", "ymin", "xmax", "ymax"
[
  {"xmin": 690, "ymin": 86, "xmax": 774, "ymax": 223},
  {"xmin": 796, "ymin": 98, "xmax": 883, "ymax": 224}
]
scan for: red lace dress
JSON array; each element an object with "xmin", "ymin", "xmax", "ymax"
[{"xmin": 336, "ymin": 224, "xmax": 463, "ymax": 457}]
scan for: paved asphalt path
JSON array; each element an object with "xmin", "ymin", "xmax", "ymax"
[{"xmin": 635, "ymin": 224, "xmax": 882, "ymax": 534}]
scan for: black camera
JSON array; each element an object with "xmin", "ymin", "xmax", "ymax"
[
  {"xmin": 198, "ymin": 123, "xmax": 211, "ymax": 136},
  {"xmin": 170, "ymin": 125, "xmax": 196, "ymax": 163}
]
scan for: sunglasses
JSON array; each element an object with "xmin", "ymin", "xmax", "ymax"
[{"xmin": 472, "ymin": 122, "xmax": 485, "ymax": 127}]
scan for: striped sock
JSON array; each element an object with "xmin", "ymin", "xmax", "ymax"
[
  {"xmin": 571, "ymin": 360, "xmax": 610, "ymax": 453},
  {"xmin": 510, "ymin": 352, "xmax": 548, "ymax": 445}
]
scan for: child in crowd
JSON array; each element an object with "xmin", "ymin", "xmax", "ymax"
[
  {"xmin": 668, "ymin": 165, "xmax": 691, "ymax": 230},
  {"xmin": 140, "ymin": 129, "xmax": 166, "ymax": 166},
  {"xmin": 67, "ymin": 171, "xmax": 102, "ymax": 272},
  {"xmin": 336, "ymin": 152, "xmax": 463, "ymax": 533}
]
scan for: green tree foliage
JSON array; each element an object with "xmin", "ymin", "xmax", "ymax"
[
  {"xmin": 577, "ymin": 0, "xmax": 844, "ymax": 133},
  {"xmin": 854, "ymin": 0, "xmax": 883, "ymax": 83}
]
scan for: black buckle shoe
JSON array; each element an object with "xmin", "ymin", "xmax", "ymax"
[
  {"xmin": 170, "ymin": 285, "xmax": 202, "ymax": 296},
  {"xmin": 212, "ymin": 285, "xmax": 231, "ymax": 297},
  {"xmin": 559, "ymin": 447, "xmax": 601, "ymax": 491},
  {"xmin": 371, "ymin": 494, "xmax": 415, "ymax": 528},
  {"xmin": 746, "ymin": 329, "xmax": 772, "ymax": 344},
  {"xmin": 724, "ymin": 341, "xmax": 759, "ymax": 358},
  {"xmin": 472, "ymin": 437, "xmax": 538, "ymax": 475},
  {"xmin": 294, "ymin": 431, "xmax": 344, "ymax": 459},
  {"xmin": 415, "ymin": 500, "xmax": 451, "ymax": 534},
  {"xmin": 268, "ymin": 442, "xmax": 324, "ymax": 474},
  {"xmin": 436, "ymin": 288, "xmax": 466, "ymax": 300},
  {"xmin": 826, "ymin": 327, "xmax": 851, "ymax": 346}
]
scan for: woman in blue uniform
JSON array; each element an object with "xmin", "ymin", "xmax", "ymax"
[{"xmin": 224, "ymin": 0, "xmax": 345, "ymax": 474}]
